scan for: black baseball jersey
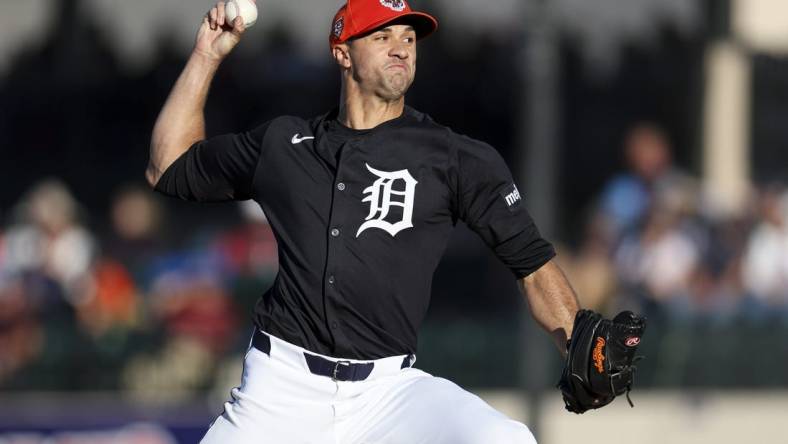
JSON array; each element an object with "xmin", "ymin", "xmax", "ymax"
[{"xmin": 155, "ymin": 106, "xmax": 555, "ymax": 359}]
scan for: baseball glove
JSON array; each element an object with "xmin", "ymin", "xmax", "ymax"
[{"xmin": 557, "ymin": 309, "xmax": 646, "ymax": 414}]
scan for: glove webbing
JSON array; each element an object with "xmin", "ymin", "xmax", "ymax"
[{"xmin": 611, "ymin": 355, "xmax": 644, "ymax": 408}]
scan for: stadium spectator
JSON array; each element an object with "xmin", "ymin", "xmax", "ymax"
[
  {"xmin": 76, "ymin": 258, "xmax": 140, "ymax": 340},
  {"xmin": 0, "ymin": 180, "xmax": 95, "ymax": 388},
  {"xmin": 614, "ymin": 195, "xmax": 701, "ymax": 317},
  {"xmin": 2, "ymin": 179, "xmax": 96, "ymax": 307},
  {"xmin": 742, "ymin": 186, "xmax": 788, "ymax": 312},
  {"xmin": 0, "ymin": 277, "xmax": 45, "ymax": 386},
  {"xmin": 598, "ymin": 123, "xmax": 694, "ymax": 240},
  {"xmin": 104, "ymin": 185, "xmax": 168, "ymax": 288},
  {"xmin": 70, "ymin": 186, "xmax": 160, "ymax": 342}
]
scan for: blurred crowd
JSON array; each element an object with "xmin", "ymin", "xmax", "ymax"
[
  {"xmin": 560, "ymin": 123, "xmax": 788, "ymax": 323},
  {"xmin": 1, "ymin": 122, "xmax": 787, "ymax": 393},
  {"xmin": 0, "ymin": 181, "xmax": 278, "ymax": 397}
]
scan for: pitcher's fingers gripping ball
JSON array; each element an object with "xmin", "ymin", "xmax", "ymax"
[
  {"xmin": 225, "ymin": 0, "xmax": 257, "ymax": 27},
  {"xmin": 558, "ymin": 309, "xmax": 647, "ymax": 413},
  {"xmin": 205, "ymin": 1, "xmax": 248, "ymax": 30},
  {"xmin": 195, "ymin": 1, "xmax": 252, "ymax": 63}
]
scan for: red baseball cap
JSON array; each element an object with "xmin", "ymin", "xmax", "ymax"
[{"xmin": 330, "ymin": 0, "xmax": 438, "ymax": 45}]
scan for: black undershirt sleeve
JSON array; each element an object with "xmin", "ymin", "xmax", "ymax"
[
  {"xmin": 450, "ymin": 133, "xmax": 556, "ymax": 279},
  {"xmin": 154, "ymin": 121, "xmax": 271, "ymax": 202}
]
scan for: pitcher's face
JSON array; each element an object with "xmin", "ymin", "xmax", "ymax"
[{"xmin": 344, "ymin": 24, "xmax": 418, "ymax": 100}]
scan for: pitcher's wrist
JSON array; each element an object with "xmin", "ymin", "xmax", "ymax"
[{"xmin": 190, "ymin": 49, "xmax": 223, "ymax": 68}]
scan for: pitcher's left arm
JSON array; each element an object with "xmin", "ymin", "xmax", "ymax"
[{"xmin": 518, "ymin": 259, "xmax": 580, "ymax": 356}]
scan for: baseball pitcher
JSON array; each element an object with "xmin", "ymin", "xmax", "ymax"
[{"xmin": 147, "ymin": 0, "xmax": 646, "ymax": 442}]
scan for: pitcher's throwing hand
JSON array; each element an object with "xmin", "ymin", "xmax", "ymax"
[{"xmin": 195, "ymin": 1, "xmax": 253, "ymax": 62}]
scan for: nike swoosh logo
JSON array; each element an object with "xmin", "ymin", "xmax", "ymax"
[{"xmin": 291, "ymin": 134, "xmax": 315, "ymax": 144}]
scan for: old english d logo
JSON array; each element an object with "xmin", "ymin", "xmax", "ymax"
[{"xmin": 356, "ymin": 163, "xmax": 418, "ymax": 238}]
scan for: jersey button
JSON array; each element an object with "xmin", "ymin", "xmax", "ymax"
[
  {"xmin": 331, "ymin": 321, "xmax": 339, "ymax": 329},
  {"xmin": 337, "ymin": 182, "xmax": 346, "ymax": 191},
  {"xmin": 328, "ymin": 275, "xmax": 335, "ymax": 284},
  {"xmin": 330, "ymin": 228, "xmax": 340, "ymax": 237}
]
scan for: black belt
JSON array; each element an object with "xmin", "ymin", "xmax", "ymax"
[{"xmin": 252, "ymin": 329, "xmax": 412, "ymax": 382}]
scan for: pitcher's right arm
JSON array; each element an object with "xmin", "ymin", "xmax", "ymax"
[{"xmin": 147, "ymin": 1, "xmax": 252, "ymax": 187}]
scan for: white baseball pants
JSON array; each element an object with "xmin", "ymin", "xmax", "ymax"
[{"xmin": 201, "ymin": 330, "xmax": 537, "ymax": 444}]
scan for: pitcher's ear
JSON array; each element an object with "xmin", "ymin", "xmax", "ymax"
[{"xmin": 332, "ymin": 43, "xmax": 352, "ymax": 69}]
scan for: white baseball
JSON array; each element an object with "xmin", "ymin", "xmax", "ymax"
[{"xmin": 225, "ymin": 0, "xmax": 257, "ymax": 27}]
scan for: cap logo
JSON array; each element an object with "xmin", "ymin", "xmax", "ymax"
[
  {"xmin": 379, "ymin": 0, "xmax": 406, "ymax": 12},
  {"xmin": 333, "ymin": 16, "xmax": 345, "ymax": 39}
]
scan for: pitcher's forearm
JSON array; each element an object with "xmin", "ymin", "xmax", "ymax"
[
  {"xmin": 518, "ymin": 260, "xmax": 580, "ymax": 355},
  {"xmin": 147, "ymin": 52, "xmax": 221, "ymax": 186}
]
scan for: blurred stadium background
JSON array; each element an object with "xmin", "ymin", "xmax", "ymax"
[{"xmin": 1, "ymin": 0, "xmax": 787, "ymax": 443}]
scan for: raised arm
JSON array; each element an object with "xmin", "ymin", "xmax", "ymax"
[
  {"xmin": 146, "ymin": 2, "xmax": 251, "ymax": 187},
  {"xmin": 518, "ymin": 259, "xmax": 580, "ymax": 356}
]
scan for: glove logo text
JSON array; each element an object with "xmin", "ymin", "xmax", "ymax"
[
  {"xmin": 592, "ymin": 337, "xmax": 606, "ymax": 374},
  {"xmin": 625, "ymin": 336, "xmax": 640, "ymax": 347}
]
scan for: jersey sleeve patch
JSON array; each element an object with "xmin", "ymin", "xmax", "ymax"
[{"xmin": 500, "ymin": 183, "xmax": 523, "ymax": 212}]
